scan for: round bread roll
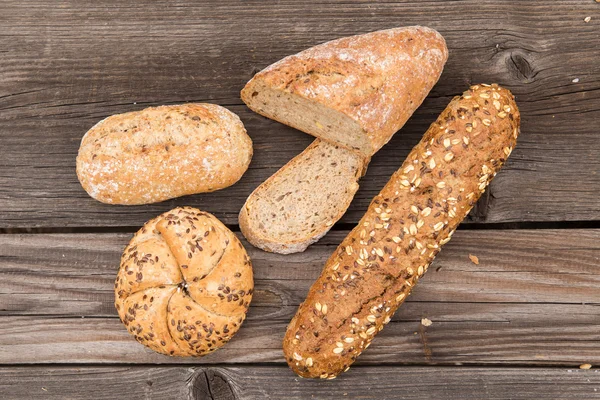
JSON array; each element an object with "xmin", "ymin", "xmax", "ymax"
[
  {"xmin": 77, "ymin": 103, "xmax": 253, "ymax": 205},
  {"xmin": 115, "ymin": 207, "xmax": 253, "ymax": 356}
]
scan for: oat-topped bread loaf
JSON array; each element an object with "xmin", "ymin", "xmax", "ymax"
[
  {"xmin": 115, "ymin": 207, "xmax": 253, "ymax": 356},
  {"xmin": 77, "ymin": 104, "xmax": 252, "ymax": 205},
  {"xmin": 239, "ymin": 139, "xmax": 368, "ymax": 254},
  {"xmin": 283, "ymin": 84, "xmax": 520, "ymax": 378},
  {"xmin": 241, "ymin": 26, "xmax": 448, "ymax": 157}
]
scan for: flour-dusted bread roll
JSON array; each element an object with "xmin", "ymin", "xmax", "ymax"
[
  {"xmin": 241, "ymin": 26, "xmax": 448, "ymax": 157},
  {"xmin": 77, "ymin": 104, "xmax": 253, "ymax": 205},
  {"xmin": 283, "ymin": 84, "xmax": 520, "ymax": 378},
  {"xmin": 115, "ymin": 207, "xmax": 253, "ymax": 356}
]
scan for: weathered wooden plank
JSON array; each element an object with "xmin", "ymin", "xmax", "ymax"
[
  {"xmin": 0, "ymin": 366, "xmax": 194, "ymax": 400},
  {"xmin": 0, "ymin": 230, "xmax": 597, "ymax": 365},
  {"xmin": 0, "ymin": 303, "xmax": 597, "ymax": 365},
  {"xmin": 0, "ymin": 366, "xmax": 598, "ymax": 400},
  {"xmin": 1, "ymin": 230, "xmax": 597, "ymax": 317},
  {"xmin": 0, "ymin": 0, "xmax": 598, "ymax": 227}
]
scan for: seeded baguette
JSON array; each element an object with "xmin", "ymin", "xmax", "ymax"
[
  {"xmin": 115, "ymin": 207, "xmax": 253, "ymax": 356},
  {"xmin": 241, "ymin": 26, "xmax": 448, "ymax": 157},
  {"xmin": 77, "ymin": 104, "xmax": 253, "ymax": 205},
  {"xmin": 283, "ymin": 84, "xmax": 520, "ymax": 378},
  {"xmin": 239, "ymin": 139, "xmax": 368, "ymax": 254}
]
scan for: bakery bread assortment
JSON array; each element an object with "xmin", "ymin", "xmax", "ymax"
[
  {"xmin": 283, "ymin": 84, "xmax": 520, "ymax": 378},
  {"xmin": 114, "ymin": 207, "xmax": 253, "ymax": 356},
  {"xmin": 240, "ymin": 26, "xmax": 448, "ymax": 253},
  {"xmin": 77, "ymin": 103, "xmax": 252, "ymax": 205},
  {"xmin": 239, "ymin": 139, "xmax": 368, "ymax": 254},
  {"xmin": 241, "ymin": 26, "xmax": 448, "ymax": 157},
  {"xmin": 72, "ymin": 28, "xmax": 523, "ymax": 368}
]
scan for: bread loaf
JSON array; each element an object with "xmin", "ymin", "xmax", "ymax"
[
  {"xmin": 239, "ymin": 139, "xmax": 368, "ymax": 254},
  {"xmin": 241, "ymin": 26, "xmax": 448, "ymax": 157},
  {"xmin": 115, "ymin": 207, "xmax": 253, "ymax": 356},
  {"xmin": 239, "ymin": 27, "xmax": 448, "ymax": 254},
  {"xmin": 283, "ymin": 84, "xmax": 520, "ymax": 378},
  {"xmin": 77, "ymin": 104, "xmax": 252, "ymax": 205}
]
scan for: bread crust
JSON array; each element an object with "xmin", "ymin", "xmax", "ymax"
[
  {"xmin": 76, "ymin": 104, "xmax": 252, "ymax": 205},
  {"xmin": 242, "ymin": 26, "xmax": 448, "ymax": 156},
  {"xmin": 115, "ymin": 207, "xmax": 253, "ymax": 357},
  {"xmin": 283, "ymin": 84, "xmax": 520, "ymax": 378}
]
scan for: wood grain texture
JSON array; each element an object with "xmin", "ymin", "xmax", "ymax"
[
  {"xmin": 1, "ymin": 306, "xmax": 597, "ymax": 365},
  {"xmin": 1, "ymin": 230, "xmax": 597, "ymax": 317},
  {"xmin": 0, "ymin": 230, "xmax": 598, "ymax": 365},
  {"xmin": 0, "ymin": 366, "xmax": 195, "ymax": 400},
  {"xmin": 1, "ymin": 366, "xmax": 598, "ymax": 400},
  {"xmin": 1, "ymin": 1, "xmax": 599, "ymax": 395},
  {"xmin": 0, "ymin": 0, "xmax": 599, "ymax": 227}
]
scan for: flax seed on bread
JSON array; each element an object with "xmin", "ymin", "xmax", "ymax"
[{"xmin": 115, "ymin": 207, "xmax": 253, "ymax": 356}]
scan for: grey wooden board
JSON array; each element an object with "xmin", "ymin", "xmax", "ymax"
[
  {"xmin": 0, "ymin": 0, "xmax": 599, "ymax": 227},
  {"xmin": 0, "ymin": 306, "xmax": 597, "ymax": 365},
  {"xmin": 0, "ymin": 229, "xmax": 598, "ymax": 365},
  {"xmin": 0, "ymin": 366, "xmax": 598, "ymax": 400},
  {"xmin": 1, "ymin": 230, "xmax": 598, "ymax": 316}
]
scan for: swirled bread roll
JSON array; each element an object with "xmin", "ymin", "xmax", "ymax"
[{"xmin": 115, "ymin": 207, "xmax": 253, "ymax": 356}]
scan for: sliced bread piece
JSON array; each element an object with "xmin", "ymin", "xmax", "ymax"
[
  {"xmin": 241, "ymin": 26, "xmax": 448, "ymax": 157},
  {"xmin": 239, "ymin": 139, "xmax": 368, "ymax": 254}
]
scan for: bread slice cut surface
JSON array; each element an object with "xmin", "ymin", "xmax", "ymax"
[{"xmin": 239, "ymin": 139, "xmax": 366, "ymax": 254}]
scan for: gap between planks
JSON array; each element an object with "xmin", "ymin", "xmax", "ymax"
[{"xmin": 1, "ymin": 219, "xmax": 600, "ymax": 234}]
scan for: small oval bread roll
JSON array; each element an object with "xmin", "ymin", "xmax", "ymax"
[
  {"xmin": 114, "ymin": 207, "xmax": 253, "ymax": 357},
  {"xmin": 77, "ymin": 104, "xmax": 253, "ymax": 205}
]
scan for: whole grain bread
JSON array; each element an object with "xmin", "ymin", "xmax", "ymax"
[
  {"xmin": 115, "ymin": 207, "xmax": 253, "ymax": 356},
  {"xmin": 239, "ymin": 27, "xmax": 448, "ymax": 254},
  {"xmin": 283, "ymin": 84, "xmax": 520, "ymax": 378},
  {"xmin": 239, "ymin": 139, "xmax": 368, "ymax": 254},
  {"xmin": 241, "ymin": 26, "xmax": 448, "ymax": 157},
  {"xmin": 77, "ymin": 104, "xmax": 252, "ymax": 205}
]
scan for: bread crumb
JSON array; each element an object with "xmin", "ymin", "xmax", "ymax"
[
  {"xmin": 584, "ymin": 16, "xmax": 591, "ymax": 23},
  {"xmin": 580, "ymin": 363, "xmax": 592, "ymax": 370},
  {"xmin": 469, "ymin": 254, "xmax": 479, "ymax": 265},
  {"xmin": 572, "ymin": 78, "xmax": 580, "ymax": 83},
  {"xmin": 421, "ymin": 318, "xmax": 432, "ymax": 327}
]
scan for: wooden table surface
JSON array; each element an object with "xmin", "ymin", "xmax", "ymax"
[{"xmin": 1, "ymin": 1, "xmax": 599, "ymax": 399}]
